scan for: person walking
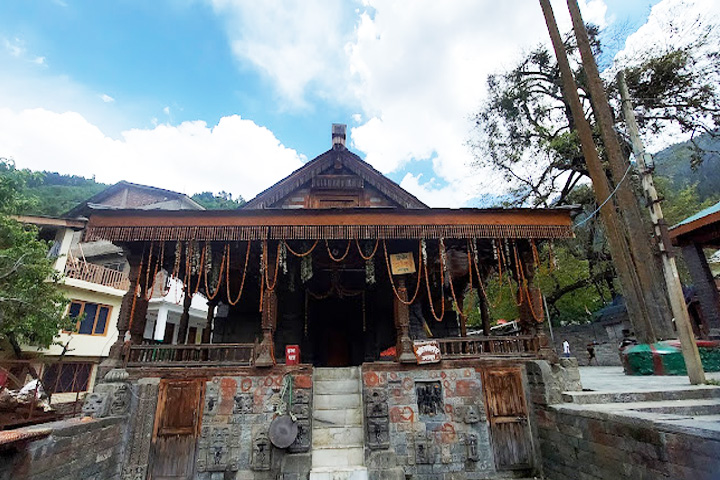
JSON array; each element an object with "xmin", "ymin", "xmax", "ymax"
[{"xmin": 562, "ymin": 340, "xmax": 571, "ymax": 358}]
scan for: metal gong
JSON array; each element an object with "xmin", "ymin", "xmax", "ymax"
[{"xmin": 268, "ymin": 414, "xmax": 298, "ymax": 448}]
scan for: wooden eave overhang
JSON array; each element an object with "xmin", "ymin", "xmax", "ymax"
[
  {"xmin": 84, "ymin": 207, "xmax": 573, "ymax": 242},
  {"xmin": 670, "ymin": 209, "xmax": 720, "ymax": 247}
]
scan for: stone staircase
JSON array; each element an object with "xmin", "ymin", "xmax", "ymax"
[{"xmin": 309, "ymin": 367, "xmax": 368, "ymax": 480}]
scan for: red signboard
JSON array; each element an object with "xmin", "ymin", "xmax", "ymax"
[{"xmin": 285, "ymin": 345, "xmax": 300, "ymax": 365}]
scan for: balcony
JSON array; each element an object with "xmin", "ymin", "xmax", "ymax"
[{"xmin": 64, "ymin": 261, "xmax": 130, "ymax": 291}]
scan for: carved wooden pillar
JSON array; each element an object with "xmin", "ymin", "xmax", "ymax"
[
  {"xmin": 394, "ymin": 276, "xmax": 416, "ymax": 363},
  {"xmin": 517, "ymin": 242, "xmax": 557, "ymax": 362},
  {"xmin": 202, "ymin": 299, "xmax": 218, "ymax": 344},
  {"xmin": 177, "ymin": 288, "xmax": 193, "ymax": 344},
  {"xmin": 108, "ymin": 252, "xmax": 143, "ymax": 361},
  {"xmin": 682, "ymin": 243, "xmax": 720, "ymax": 339},
  {"xmin": 256, "ymin": 289, "xmax": 277, "ymax": 367}
]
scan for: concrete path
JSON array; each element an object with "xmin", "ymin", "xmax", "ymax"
[{"xmin": 579, "ymin": 366, "xmax": 720, "ymax": 392}]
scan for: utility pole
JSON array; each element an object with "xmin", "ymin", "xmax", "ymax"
[
  {"xmin": 617, "ymin": 71, "xmax": 705, "ymax": 384},
  {"xmin": 566, "ymin": 0, "xmax": 675, "ymax": 341},
  {"xmin": 538, "ymin": 0, "xmax": 656, "ymax": 345}
]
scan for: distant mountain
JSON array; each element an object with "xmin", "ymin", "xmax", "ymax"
[{"xmin": 653, "ymin": 133, "xmax": 720, "ymax": 204}]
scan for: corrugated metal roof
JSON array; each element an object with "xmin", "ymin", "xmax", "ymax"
[{"xmin": 674, "ymin": 200, "xmax": 720, "ymax": 228}]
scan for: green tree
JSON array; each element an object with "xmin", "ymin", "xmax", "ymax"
[
  {"xmin": 191, "ymin": 191, "xmax": 246, "ymax": 210},
  {"xmin": 0, "ymin": 160, "xmax": 70, "ymax": 357}
]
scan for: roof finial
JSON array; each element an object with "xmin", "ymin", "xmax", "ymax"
[{"xmin": 332, "ymin": 123, "xmax": 346, "ymax": 149}]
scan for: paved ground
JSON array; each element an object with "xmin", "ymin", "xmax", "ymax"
[{"xmin": 579, "ymin": 366, "xmax": 720, "ymax": 391}]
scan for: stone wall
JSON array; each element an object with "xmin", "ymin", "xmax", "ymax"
[
  {"xmin": 196, "ymin": 371, "xmax": 314, "ymax": 480},
  {"xmin": 553, "ymin": 323, "xmax": 623, "ymax": 366},
  {"xmin": 361, "ymin": 364, "xmax": 498, "ymax": 480},
  {"xmin": 536, "ymin": 405, "xmax": 720, "ymax": 480},
  {"xmin": 0, "ymin": 416, "xmax": 125, "ymax": 480}
]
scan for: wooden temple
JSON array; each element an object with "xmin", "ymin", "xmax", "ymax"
[
  {"xmin": 87, "ymin": 125, "xmax": 572, "ymax": 370},
  {"xmin": 79, "ymin": 124, "xmax": 576, "ymax": 480}
]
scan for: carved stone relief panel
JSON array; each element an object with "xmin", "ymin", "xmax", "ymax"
[
  {"xmin": 233, "ymin": 393, "xmax": 253, "ymax": 414},
  {"xmin": 364, "ymin": 388, "xmax": 390, "ymax": 450},
  {"xmin": 466, "ymin": 433, "xmax": 479, "ymax": 462},
  {"xmin": 121, "ymin": 381, "xmax": 159, "ymax": 480},
  {"xmin": 416, "ymin": 381, "xmax": 443, "ymax": 417},
  {"xmin": 414, "ymin": 433, "xmax": 433, "ymax": 464},
  {"xmin": 251, "ymin": 431, "xmax": 272, "ymax": 471},
  {"xmin": 366, "ymin": 417, "xmax": 390, "ymax": 450},
  {"xmin": 288, "ymin": 419, "xmax": 311, "ymax": 453}
]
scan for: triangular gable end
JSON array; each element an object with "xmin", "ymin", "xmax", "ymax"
[{"xmin": 244, "ymin": 125, "xmax": 428, "ymax": 210}]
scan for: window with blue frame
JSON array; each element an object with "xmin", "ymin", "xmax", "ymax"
[{"xmin": 67, "ymin": 301, "xmax": 111, "ymax": 335}]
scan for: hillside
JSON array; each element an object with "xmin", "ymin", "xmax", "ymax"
[
  {"xmin": 21, "ymin": 171, "xmax": 244, "ymax": 215},
  {"xmin": 653, "ymin": 133, "xmax": 720, "ymax": 204}
]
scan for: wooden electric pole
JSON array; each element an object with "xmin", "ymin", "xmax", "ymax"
[
  {"xmin": 538, "ymin": 0, "xmax": 656, "ymax": 345},
  {"xmin": 566, "ymin": 0, "xmax": 675, "ymax": 341},
  {"xmin": 617, "ymin": 71, "xmax": 705, "ymax": 384}
]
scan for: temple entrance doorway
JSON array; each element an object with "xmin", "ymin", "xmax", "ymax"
[{"xmin": 307, "ymin": 295, "xmax": 364, "ymax": 367}]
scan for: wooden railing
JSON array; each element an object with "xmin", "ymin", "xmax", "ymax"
[
  {"xmin": 437, "ymin": 336, "xmax": 540, "ymax": 359},
  {"xmin": 125, "ymin": 343, "xmax": 256, "ymax": 367},
  {"xmin": 64, "ymin": 261, "xmax": 130, "ymax": 291}
]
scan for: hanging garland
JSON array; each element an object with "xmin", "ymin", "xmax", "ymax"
[
  {"xmin": 204, "ymin": 243, "xmax": 227, "ymax": 301},
  {"xmin": 365, "ymin": 258, "xmax": 376, "ymax": 285},
  {"xmin": 158, "ymin": 242, "xmax": 172, "ymax": 297},
  {"xmin": 511, "ymin": 241, "xmax": 526, "ymax": 306},
  {"xmin": 301, "ymin": 253, "xmax": 313, "ymax": 283},
  {"xmin": 226, "ymin": 241, "xmax": 251, "ymax": 306},
  {"xmin": 192, "ymin": 243, "xmax": 206, "ymax": 296},
  {"xmin": 440, "ymin": 239, "xmax": 465, "ymax": 322},
  {"xmin": 279, "ymin": 242, "xmax": 288, "ymax": 275},
  {"xmin": 263, "ymin": 241, "xmax": 282, "ymax": 291},
  {"xmin": 284, "ymin": 239, "xmax": 318, "ymax": 257},
  {"xmin": 423, "ymin": 239, "xmax": 445, "ymax": 322},
  {"xmin": 382, "ymin": 239, "xmax": 423, "ymax": 306},
  {"xmin": 325, "ymin": 239, "xmax": 352, "ymax": 262},
  {"xmin": 355, "ymin": 238, "xmax": 379, "ymax": 261},
  {"xmin": 513, "ymin": 241, "xmax": 545, "ymax": 322}
]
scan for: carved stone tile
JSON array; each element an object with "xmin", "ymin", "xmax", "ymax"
[
  {"xmin": 288, "ymin": 419, "xmax": 311, "ymax": 453},
  {"xmin": 233, "ymin": 393, "xmax": 253, "ymax": 414},
  {"xmin": 252, "ymin": 431, "xmax": 271, "ymax": 471},
  {"xmin": 366, "ymin": 417, "xmax": 390, "ymax": 450}
]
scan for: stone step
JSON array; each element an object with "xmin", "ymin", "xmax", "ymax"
[
  {"xmin": 313, "ymin": 408, "xmax": 363, "ymax": 427},
  {"xmin": 628, "ymin": 399, "xmax": 720, "ymax": 416},
  {"xmin": 314, "ymin": 379, "xmax": 360, "ymax": 395},
  {"xmin": 312, "ymin": 447, "xmax": 364, "ymax": 468},
  {"xmin": 314, "ymin": 393, "xmax": 361, "ymax": 410},
  {"xmin": 312, "ymin": 426, "xmax": 364, "ymax": 448},
  {"xmin": 309, "ymin": 467, "xmax": 369, "ymax": 480},
  {"xmin": 314, "ymin": 367, "xmax": 360, "ymax": 381},
  {"xmin": 562, "ymin": 386, "xmax": 720, "ymax": 405}
]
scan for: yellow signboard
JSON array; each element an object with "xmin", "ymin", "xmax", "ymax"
[{"xmin": 389, "ymin": 252, "xmax": 416, "ymax": 275}]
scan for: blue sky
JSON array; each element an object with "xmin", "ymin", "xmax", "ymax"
[{"xmin": 0, "ymin": 0, "xmax": 696, "ymax": 206}]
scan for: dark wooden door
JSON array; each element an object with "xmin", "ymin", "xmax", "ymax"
[
  {"xmin": 482, "ymin": 368, "xmax": 532, "ymax": 471},
  {"xmin": 150, "ymin": 379, "xmax": 204, "ymax": 479}
]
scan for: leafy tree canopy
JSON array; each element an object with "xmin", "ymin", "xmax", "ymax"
[
  {"xmin": 191, "ymin": 191, "xmax": 246, "ymax": 210},
  {"xmin": 0, "ymin": 160, "xmax": 70, "ymax": 357}
]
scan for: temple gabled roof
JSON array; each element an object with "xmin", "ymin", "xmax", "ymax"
[{"xmin": 243, "ymin": 138, "xmax": 428, "ymax": 210}]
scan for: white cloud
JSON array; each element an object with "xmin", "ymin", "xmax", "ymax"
[
  {"xmin": 343, "ymin": 0, "xmax": 610, "ymax": 206},
  {"xmin": 0, "ymin": 108, "xmax": 305, "ymax": 200},
  {"xmin": 209, "ymin": 0, "xmax": 360, "ymax": 109},
  {"xmin": 3, "ymin": 37, "xmax": 25, "ymax": 58},
  {"xmin": 100, "ymin": 94, "xmax": 115, "ymax": 103}
]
